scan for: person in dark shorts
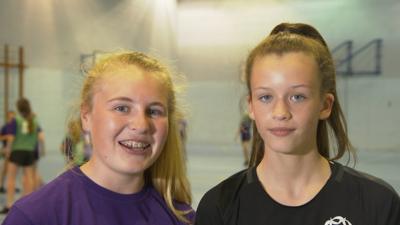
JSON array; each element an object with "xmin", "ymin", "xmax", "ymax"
[{"xmin": 1, "ymin": 99, "xmax": 40, "ymax": 214}]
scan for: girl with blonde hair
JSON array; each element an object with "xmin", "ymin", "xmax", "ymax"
[{"xmin": 3, "ymin": 51, "xmax": 194, "ymax": 225}]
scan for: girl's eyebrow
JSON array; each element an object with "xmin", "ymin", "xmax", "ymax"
[
  {"xmin": 150, "ymin": 102, "xmax": 167, "ymax": 108},
  {"xmin": 291, "ymin": 84, "xmax": 311, "ymax": 89},
  {"xmin": 253, "ymin": 86, "xmax": 272, "ymax": 91},
  {"xmin": 253, "ymin": 84, "xmax": 311, "ymax": 91},
  {"xmin": 107, "ymin": 97, "xmax": 167, "ymax": 109},
  {"xmin": 107, "ymin": 97, "xmax": 132, "ymax": 103}
]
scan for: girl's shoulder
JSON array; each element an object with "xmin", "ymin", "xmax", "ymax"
[
  {"xmin": 15, "ymin": 168, "xmax": 79, "ymax": 204},
  {"xmin": 148, "ymin": 186, "xmax": 195, "ymax": 224},
  {"xmin": 331, "ymin": 161, "xmax": 400, "ymax": 214},
  {"xmin": 174, "ymin": 200, "xmax": 196, "ymax": 224},
  {"xmin": 333, "ymin": 162, "xmax": 398, "ymax": 196},
  {"xmin": 6, "ymin": 168, "xmax": 82, "ymax": 224},
  {"xmin": 198, "ymin": 169, "xmax": 250, "ymax": 209}
]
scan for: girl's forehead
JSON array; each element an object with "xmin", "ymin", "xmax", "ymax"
[
  {"xmin": 103, "ymin": 64, "xmax": 166, "ymax": 80},
  {"xmin": 251, "ymin": 52, "xmax": 321, "ymax": 88},
  {"xmin": 257, "ymin": 51, "xmax": 316, "ymax": 63},
  {"xmin": 254, "ymin": 52, "xmax": 318, "ymax": 74},
  {"xmin": 103, "ymin": 64, "xmax": 145, "ymax": 77},
  {"xmin": 94, "ymin": 66, "xmax": 168, "ymax": 95}
]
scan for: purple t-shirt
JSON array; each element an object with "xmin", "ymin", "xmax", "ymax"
[{"xmin": 3, "ymin": 167, "xmax": 195, "ymax": 225}]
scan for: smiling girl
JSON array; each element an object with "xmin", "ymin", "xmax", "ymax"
[
  {"xmin": 3, "ymin": 51, "xmax": 194, "ymax": 225},
  {"xmin": 195, "ymin": 23, "xmax": 400, "ymax": 225}
]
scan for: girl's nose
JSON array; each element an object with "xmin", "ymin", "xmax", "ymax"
[
  {"xmin": 128, "ymin": 111, "xmax": 150, "ymax": 133},
  {"xmin": 272, "ymin": 99, "xmax": 291, "ymax": 121}
]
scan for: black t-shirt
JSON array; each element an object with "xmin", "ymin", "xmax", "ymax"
[{"xmin": 195, "ymin": 162, "xmax": 400, "ymax": 225}]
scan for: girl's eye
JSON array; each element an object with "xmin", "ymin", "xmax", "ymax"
[
  {"xmin": 290, "ymin": 95, "xmax": 306, "ymax": 102},
  {"xmin": 259, "ymin": 95, "xmax": 272, "ymax": 103},
  {"xmin": 114, "ymin": 106, "xmax": 130, "ymax": 113},
  {"xmin": 148, "ymin": 108, "xmax": 166, "ymax": 117}
]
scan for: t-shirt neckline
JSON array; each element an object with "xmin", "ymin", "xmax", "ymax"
[
  {"xmin": 71, "ymin": 166, "xmax": 150, "ymax": 203},
  {"xmin": 251, "ymin": 161, "xmax": 338, "ymax": 208}
]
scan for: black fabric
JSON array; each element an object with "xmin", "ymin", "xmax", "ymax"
[
  {"xmin": 9, "ymin": 150, "xmax": 36, "ymax": 166},
  {"xmin": 195, "ymin": 162, "xmax": 400, "ymax": 225},
  {"xmin": 219, "ymin": 169, "xmax": 250, "ymax": 225}
]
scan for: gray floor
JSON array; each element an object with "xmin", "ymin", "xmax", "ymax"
[{"xmin": 0, "ymin": 145, "xmax": 399, "ymax": 222}]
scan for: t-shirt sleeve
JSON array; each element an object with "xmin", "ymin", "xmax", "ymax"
[
  {"xmin": 1, "ymin": 125, "xmax": 6, "ymax": 135},
  {"xmin": 380, "ymin": 191, "xmax": 400, "ymax": 225},
  {"xmin": 5, "ymin": 119, "xmax": 17, "ymax": 136},
  {"xmin": 195, "ymin": 188, "xmax": 224, "ymax": 225},
  {"xmin": 2, "ymin": 206, "xmax": 35, "ymax": 225}
]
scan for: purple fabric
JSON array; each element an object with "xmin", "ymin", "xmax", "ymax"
[
  {"xmin": 1, "ymin": 120, "xmax": 15, "ymax": 146},
  {"xmin": 3, "ymin": 167, "xmax": 195, "ymax": 225},
  {"xmin": 0, "ymin": 125, "xmax": 6, "ymax": 136},
  {"xmin": 1, "ymin": 124, "xmax": 7, "ymax": 146},
  {"xmin": 3, "ymin": 119, "xmax": 41, "ymax": 136},
  {"xmin": 1, "ymin": 119, "xmax": 16, "ymax": 136}
]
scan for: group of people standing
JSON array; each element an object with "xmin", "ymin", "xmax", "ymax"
[
  {"xmin": 1, "ymin": 22, "xmax": 399, "ymax": 225},
  {"xmin": 0, "ymin": 98, "xmax": 45, "ymax": 214}
]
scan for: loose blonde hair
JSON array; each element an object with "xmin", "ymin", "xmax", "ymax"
[
  {"xmin": 68, "ymin": 51, "xmax": 192, "ymax": 223},
  {"xmin": 246, "ymin": 23, "xmax": 355, "ymax": 167}
]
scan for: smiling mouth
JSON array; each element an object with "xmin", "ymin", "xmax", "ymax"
[{"xmin": 119, "ymin": 140, "xmax": 151, "ymax": 153}]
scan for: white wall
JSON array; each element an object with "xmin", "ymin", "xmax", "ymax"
[
  {"xmin": 337, "ymin": 77, "xmax": 400, "ymax": 150},
  {"xmin": 185, "ymin": 81, "xmax": 246, "ymax": 145}
]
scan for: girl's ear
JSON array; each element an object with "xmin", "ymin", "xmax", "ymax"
[
  {"xmin": 319, "ymin": 93, "xmax": 334, "ymax": 120},
  {"xmin": 247, "ymin": 95, "xmax": 255, "ymax": 120},
  {"xmin": 81, "ymin": 105, "xmax": 92, "ymax": 132}
]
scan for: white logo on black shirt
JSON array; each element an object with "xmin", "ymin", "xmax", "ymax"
[{"xmin": 324, "ymin": 216, "xmax": 352, "ymax": 225}]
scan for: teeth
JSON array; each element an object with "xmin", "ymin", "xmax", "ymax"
[{"xmin": 120, "ymin": 140, "xmax": 150, "ymax": 149}]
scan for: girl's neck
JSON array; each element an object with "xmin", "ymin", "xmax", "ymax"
[
  {"xmin": 80, "ymin": 160, "xmax": 145, "ymax": 194},
  {"xmin": 256, "ymin": 150, "xmax": 331, "ymax": 206}
]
